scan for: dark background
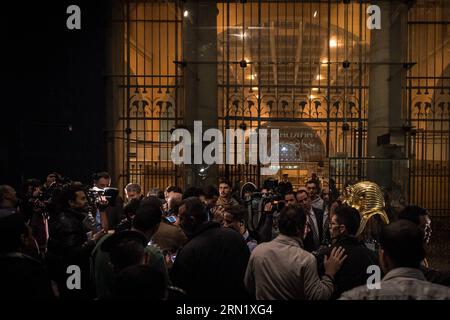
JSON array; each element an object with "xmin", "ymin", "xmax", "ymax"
[{"xmin": 0, "ymin": 1, "xmax": 109, "ymax": 189}]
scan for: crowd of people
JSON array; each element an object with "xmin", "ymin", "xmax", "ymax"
[{"xmin": 1, "ymin": 171, "xmax": 450, "ymax": 300}]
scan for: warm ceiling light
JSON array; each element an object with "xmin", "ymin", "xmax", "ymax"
[
  {"xmin": 233, "ymin": 32, "xmax": 247, "ymax": 39},
  {"xmin": 329, "ymin": 38, "xmax": 338, "ymax": 48},
  {"xmin": 183, "ymin": 10, "xmax": 189, "ymax": 17},
  {"xmin": 248, "ymin": 74, "xmax": 257, "ymax": 80},
  {"xmin": 316, "ymin": 75, "xmax": 323, "ymax": 80},
  {"xmin": 312, "ymin": 88, "xmax": 319, "ymax": 92},
  {"xmin": 313, "ymin": 10, "xmax": 318, "ymax": 18}
]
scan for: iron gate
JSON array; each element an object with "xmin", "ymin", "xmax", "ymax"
[
  {"xmin": 110, "ymin": 1, "xmax": 450, "ymax": 242},
  {"xmin": 216, "ymin": 0, "xmax": 370, "ymax": 189},
  {"xmin": 406, "ymin": 0, "xmax": 450, "ymax": 269},
  {"xmin": 109, "ymin": 0, "xmax": 185, "ymax": 192}
]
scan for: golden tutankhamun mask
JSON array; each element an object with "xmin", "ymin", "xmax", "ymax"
[{"xmin": 342, "ymin": 181, "xmax": 390, "ymax": 236}]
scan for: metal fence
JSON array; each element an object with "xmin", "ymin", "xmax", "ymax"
[{"xmin": 111, "ymin": 1, "xmax": 449, "ymax": 227}]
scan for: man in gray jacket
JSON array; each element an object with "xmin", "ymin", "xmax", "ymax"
[{"xmin": 244, "ymin": 204, "xmax": 347, "ymax": 300}]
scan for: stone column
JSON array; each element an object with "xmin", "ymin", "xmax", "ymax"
[
  {"xmin": 182, "ymin": 0, "xmax": 219, "ymax": 187},
  {"xmin": 367, "ymin": 0, "xmax": 408, "ymax": 187},
  {"xmin": 105, "ymin": 0, "xmax": 126, "ymax": 189}
]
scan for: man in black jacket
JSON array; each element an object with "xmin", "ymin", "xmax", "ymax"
[
  {"xmin": 46, "ymin": 184, "xmax": 106, "ymax": 299},
  {"xmin": 399, "ymin": 205, "xmax": 450, "ymax": 286},
  {"xmin": 0, "ymin": 213, "xmax": 54, "ymax": 299},
  {"xmin": 314, "ymin": 205, "xmax": 378, "ymax": 298},
  {"xmin": 170, "ymin": 197, "xmax": 250, "ymax": 300},
  {"xmin": 297, "ymin": 190, "xmax": 329, "ymax": 251}
]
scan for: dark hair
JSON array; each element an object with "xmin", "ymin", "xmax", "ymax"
[
  {"xmin": 398, "ymin": 205, "xmax": 428, "ymax": 226},
  {"xmin": 157, "ymin": 190, "xmax": 165, "ymax": 200},
  {"xmin": 166, "ymin": 186, "xmax": 182, "ymax": 194},
  {"xmin": 284, "ymin": 191, "xmax": 297, "ymax": 199},
  {"xmin": 203, "ymin": 185, "xmax": 219, "ymax": 199},
  {"xmin": 0, "ymin": 214, "xmax": 29, "ymax": 253},
  {"xmin": 379, "ymin": 220, "xmax": 426, "ymax": 269},
  {"xmin": 133, "ymin": 201, "xmax": 163, "ymax": 232},
  {"xmin": 306, "ymin": 180, "xmax": 319, "ymax": 188},
  {"xmin": 296, "ymin": 189, "xmax": 308, "ymax": 197},
  {"xmin": 227, "ymin": 205, "xmax": 246, "ymax": 222},
  {"xmin": 182, "ymin": 187, "xmax": 205, "ymax": 200},
  {"xmin": 141, "ymin": 196, "xmax": 163, "ymax": 209},
  {"xmin": 21, "ymin": 179, "xmax": 41, "ymax": 196},
  {"xmin": 113, "ymin": 265, "xmax": 166, "ymax": 300},
  {"xmin": 58, "ymin": 184, "xmax": 86, "ymax": 210},
  {"xmin": 123, "ymin": 198, "xmax": 142, "ymax": 218},
  {"xmin": 0, "ymin": 185, "xmax": 15, "ymax": 204},
  {"xmin": 147, "ymin": 188, "xmax": 162, "ymax": 197},
  {"xmin": 109, "ymin": 238, "xmax": 146, "ymax": 273},
  {"xmin": 334, "ymin": 205, "xmax": 361, "ymax": 236},
  {"xmin": 218, "ymin": 178, "xmax": 231, "ymax": 188},
  {"xmin": 46, "ymin": 172, "xmax": 62, "ymax": 182},
  {"xmin": 278, "ymin": 205, "xmax": 306, "ymax": 237},
  {"xmin": 180, "ymin": 197, "xmax": 206, "ymax": 224},
  {"xmin": 92, "ymin": 172, "xmax": 110, "ymax": 182}
]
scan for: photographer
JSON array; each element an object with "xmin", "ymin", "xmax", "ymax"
[
  {"xmin": 92, "ymin": 172, "xmax": 123, "ymax": 230},
  {"xmin": 46, "ymin": 184, "xmax": 107, "ymax": 299},
  {"xmin": 242, "ymin": 186, "xmax": 285, "ymax": 244},
  {"xmin": 20, "ymin": 179, "xmax": 49, "ymax": 253}
]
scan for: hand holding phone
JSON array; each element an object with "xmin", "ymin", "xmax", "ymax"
[{"xmin": 165, "ymin": 215, "xmax": 177, "ymax": 224}]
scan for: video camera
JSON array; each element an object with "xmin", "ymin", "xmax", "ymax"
[
  {"xmin": 249, "ymin": 191, "xmax": 285, "ymax": 213},
  {"xmin": 238, "ymin": 181, "xmax": 285, "ymax": 238},
  {"xmin": 87, "ymin": 186, "xmax": 119, "ymax": 208},
  {"xmin": 31, "ymin": 176, "xmax": 72, "ymax": 218}
]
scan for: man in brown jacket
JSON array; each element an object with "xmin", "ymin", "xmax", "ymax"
[{"xmin": 244, "ymin": 205, "xmax": 346, "ymax": 300}]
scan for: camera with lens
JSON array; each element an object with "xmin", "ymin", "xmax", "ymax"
[
  {"xmin": 87, "ymin": 186, "xmax": 119, "ymax": 208},
  {"xmin": 32, "ymin": 176, "xmax": 72, "ymax": 218},
  {"xmin": 242, "ymin": 190, "xmax": 283, "ymax": 232},
  {"xmin": 260, "ymin": 191, "xmax": 285, "ymax": 213}
]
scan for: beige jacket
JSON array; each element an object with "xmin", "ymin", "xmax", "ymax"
[{"xmin": 244, "ymin": 234, "xmax": 334, "ymax": 300}]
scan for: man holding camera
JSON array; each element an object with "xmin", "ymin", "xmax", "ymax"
[
  {"xmin": 92, "ymin": 172, "xmax": 123, "ymax": 230},
  {"xmin": 46, "ymin": 184, "xmax": 107, "ymax": 299}
]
